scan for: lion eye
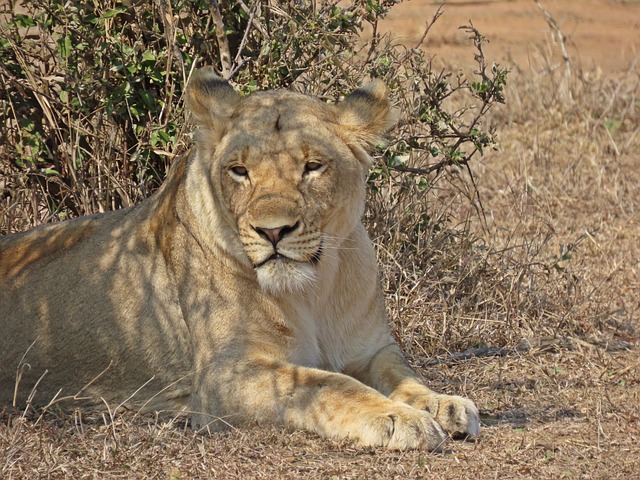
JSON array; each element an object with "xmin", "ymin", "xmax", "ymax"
[
  {"xmin": 229, "ymin": 165, "xmax": 249, "ymax": 178},
  {"xmin": 304, "ymin": 161, "xmax": 324, "ymax": 174}
]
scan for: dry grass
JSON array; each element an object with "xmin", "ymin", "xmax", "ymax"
[
  {"xmin": 2, "ymin": 352, "xmax": 639, "ymax": 478},
  {"xmin": 2, "ymin": 66, "xmax": 638, "ymax": 478},
  {"xmin": 2, "ymin": 8, "xmax": 640, "ymax": 479},
  {"xmin": 374, "ymin": 63, "xmax": 640, "ymax": 359}
]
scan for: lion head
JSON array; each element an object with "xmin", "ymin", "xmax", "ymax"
[{"xmin": 184, "ymin": 68, "xmax": 394, "ymax": 294}]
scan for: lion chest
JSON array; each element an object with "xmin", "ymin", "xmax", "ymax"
[{"xmin": 285, "ymin": 300, "xmax": 333, "ymax": 370}]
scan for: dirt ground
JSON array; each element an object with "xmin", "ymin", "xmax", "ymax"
[{"xmin": 380, "ymin": 0, "xmax": 640, "ymax": 73}]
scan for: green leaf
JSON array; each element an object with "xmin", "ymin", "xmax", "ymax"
[
  {"xmin": 14, "ymin": 14, "xmax": 36, "ymax": 28},
  {"xmin": 138, "ymin": 90, "xmax": 152, "ymax": 106},
  {"xmin": 103, "ymin": 7, "xmax": 127, "ymax": 19},
  {"xmin": 141, "ymin": 50, "xmax": 156, "ymax": 63},
  {"xmin": 58, "ymin": 34, "xmax": 72, "ymax": 59},
  {"xmin": 605, "ymin": 118, "xmax": 621, "ymax": 132}
]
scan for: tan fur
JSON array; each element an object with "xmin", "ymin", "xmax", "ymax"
[{"xmin": 0, "ymin": 69, "xmax": 479, "ymax": 450}]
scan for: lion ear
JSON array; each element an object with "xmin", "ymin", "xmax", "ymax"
[
  {"xmin": 335, "ymin": 80, "xmax": 397, "ymax": 148},
  {"xmin": 186, "ymin": 67, "xmax": 241, "ymax": 129}
]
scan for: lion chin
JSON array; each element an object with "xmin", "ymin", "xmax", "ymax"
[{"xmin": 255, "ymin": 257, "xmax": 317, "ymax": 294}]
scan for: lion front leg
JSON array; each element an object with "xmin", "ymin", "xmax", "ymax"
[
  {"xmin": 360, "ymin": 344, "xmax": 480, "ymax": 439},
  {"xmin": 191, "ymin": 358, "xmax": 447, "ymax": 450}
]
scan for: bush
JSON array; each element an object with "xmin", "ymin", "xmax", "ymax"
[{"xmin": 0, "ymin": 0, "xmax": 507, "ymax": 232}]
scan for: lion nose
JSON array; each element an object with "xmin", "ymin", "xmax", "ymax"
[{"xmin": 252, "ymin": 222, "xmax": 299, "ymax": 247}]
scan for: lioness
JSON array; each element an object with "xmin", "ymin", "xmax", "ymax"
[{"xmin": 0, "ymin": 68, "xmax": 479, "ymax": 450}]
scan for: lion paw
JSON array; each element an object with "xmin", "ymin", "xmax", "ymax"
[
  {"xmin": 352, "ymin": 404, "xmax": 447, "ymax": 451},
  {"xmin": 406, "ymin": 393, "xmax": 480, "ymax": 439}
]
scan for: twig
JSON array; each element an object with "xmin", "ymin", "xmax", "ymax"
[
  {"xmin": 534, "ymin": 0, "xmax": 572, "ymax": 99},
  {"xmin": 237, "ymin": 0, "xmax": 269, "ymax": 37},
  {"xmin": 419, "ymin": 336, "xmax": 636, "ymax": 366},
  {"xmin": 13, "ymin": 340, "xmax": 36, "ymax": 408},
  {"xmin": 465, "ymin": 158, "xmax": 487, "ymax": 229},
  {"xmin": 233, "ymin": 1, "xmax": 259, "ymax": 69},
  {"xmin": 414, "ymin": 3, "xmax": 444, "ymax": 50},
  {"xmin": 208, "ymin": 0, "xmax": 232, "ymax": 78},
  {"xmin": 391, "ymin": 158, "xmax": 469, "ymax": 176},
  {"xmin": 365, "ymin": 13, "xmax": 379, "ymax": 64}
]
